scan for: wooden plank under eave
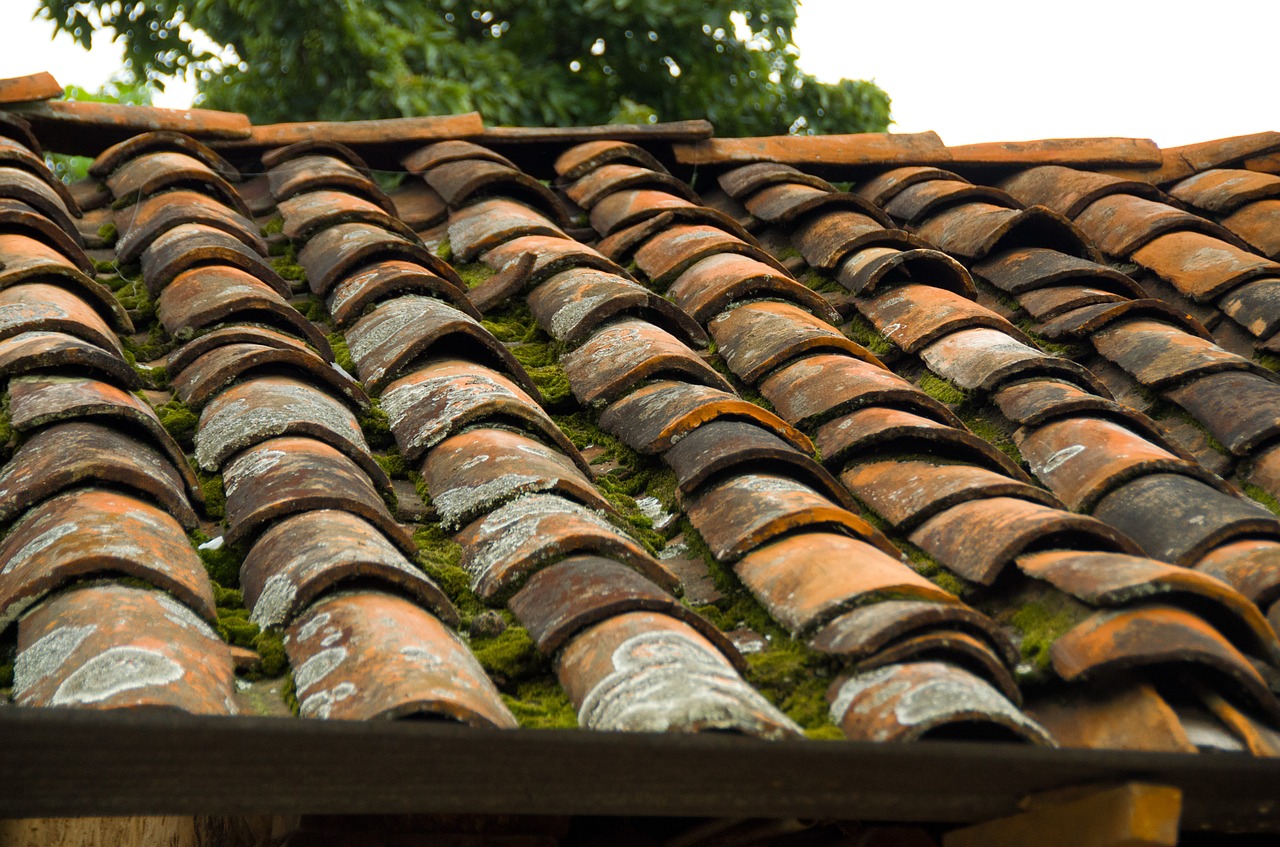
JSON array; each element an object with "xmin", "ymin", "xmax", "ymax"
[
  {"xmin": 7, "ymin": 99, "xmax": 251, "ymax": 156},
  {"xmin": 0, "ymin": 72, "xmax": 63, "ymax": 105},
  {"xmin": 946, "ymin": 137, "xmax": 1163, "ymax": 169},
  {"xmin": 673, "ymin": 131, "xmax": 950, "ymax": 167},
  {"xmin": 218, "ymin": 111, "xmax": 485, "ymax": 149},
  {"xmin": 483, "ymin": 119, "xmax": 714, "ymax": 144}
]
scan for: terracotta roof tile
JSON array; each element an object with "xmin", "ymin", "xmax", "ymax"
[{"xmin": 529, "ymin": 267, "xmax": 708, "ymax": 348}]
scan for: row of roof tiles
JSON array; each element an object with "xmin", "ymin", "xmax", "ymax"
[{"xmin": 1, "ymin": 88, "xmax": 1280, "ymax": 755}]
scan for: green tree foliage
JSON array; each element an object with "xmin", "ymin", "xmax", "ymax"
[{"xmin": 36, "ymin": 1, "xmax": 890, "ymax": 135}]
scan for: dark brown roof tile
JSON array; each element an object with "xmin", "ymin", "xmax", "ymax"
[
  {"xmin": 241, "ymin": 510, "xmax": 456, "ymax": 629},
  {"xmin": 597, "ymin": 379, "xmax": 812, "ymax": 455},
  {"xmin": 0, "ymin": 488, "xmax": 215, "ymax": 631},
  {"xmin": 14, "ymin": 584, "xmax": 235, "ymax": 714},
  {"xmin": 561, "ymin": 318, "xmax": 732, "ymax": 404},
  {"xmin": 742, "ymin": 184, "xmax": 893, "ymax": 228},
  {"xmin": 423, "ymin": 159, "xmax": 568, "ymax": 225},
  {"xmin": 859, "ymin": 283, "xmax": 1030, "ymax": 353},
  {"xmin": 1017, "ymin": 285, "xmax": 1131, "ymax": 322},
  {"xmin": 277, "ymin": 189, "xmax": 418, "ymax": 243},
  {"xmin": 141, "ymin": 222, "xmax": 287, "ymax": 299},
  {"xmin": 553, "ymin": 140, "xmax": 669, "ymax": 181},
  {"xmin": 472, "ymin": 234, "xmax": 629, "ymax": 311},
  {"xmin": 556, "ymin": 609, "xmax": 799, "ymax": 737},
  {"xmin": 1094, "ymin": 474, "xmax": 1280, "ymax": 566},
  {"xmin": 993, "ymin": 379, "xmax": 1187, "ymax": 454},
  {"xmin": 297, "ymin": 221, "xmax": 462, "ymax": 296},
  {"xmin": 709, "ymin": 300, "xmax": 883, "ymax": 383},
  {"xmin": 843, "ymin": 460, "xmax": 1060, "ymax": 532},
  {"xmin": 0, "ymin": 137, "xmax": 80, "ymax": 213},
  {"xmin": 0, "ymin": 420, "xmax": 198, "ymax": 528},
  {"xmin": 447, "ymin": 197, "xmax": 566, "ymax": 262},
  {"xmin": 685, "ymin": 474, "xmax": 897, "ymax": 564},
  {"xmin": 857, "ymin": 629, "xmax": 1024, "ymax": 706},
  {"xmin": 379, "ymin": 359, "xmax": 572, "ymax": 463},
  {"xmin": 0, "ymin": 166, "xmax": 81, "ymax": 234},
  {"xmin": 717, "ymin": 162, "xmax": 835, "ymax": 200},
  {"xmin": 1166, "ymin": 371, "xmax": 1280, "ymax": 456},
  {"xmin": 831, "ymin": 661, "xmax": 1052, "ymax": 744},
  {"xmin": 0, "ymin": 235, "xmax": 127, "ymax": 330},
  {"xmin": 105, "ymin": 151, "xmax": 248, "ymax": 216},
  {"xmin": 528, "ymin": 267, "xmax": 708, "ymax": 348},
  {"xmin": 920, "ymin": 326, "xmax": 1110, "ymax": 395},
  {"xmin": 172, "ymin": 339, "xmax": 366, "ymax": 411},
  {"xmin": 0, "ymin": 330, "xmax": 139, "ymax": 389},
  {"xmin": 759, "ymin": 352, "xmax": 963, "ymax": 429},
  {"xmin": 1026, "ymin": 681, "xmax": 1197, "ymax": 752},
  {"xmin": 286, "ymin": 590, "xmax": 514, "ymax": 725},
  {"xmin": 811, "ymin": 599, "xmax": 1018, "ymax": 668},
  {"xmin": 633, "ymin": 223, "xmax": 790, "ymax": 286},
  {"xmin": 424, "ymin": 427, "xmax": 607, "ymax": 528},
  {"xmin": 326, "ymin": 258, "xmax": 475, "ymax": 327},
  {"xmin": 267, "ymin": 154, "xmax": 393, "ymax": 212},
  {"xmin": 972, "ymin": 246, "xmax": 1145, "ymax": 298},
  {"xmin": 116, "ymin": 189, "xmax": 264, "ymax": 264},
  {"xmin": 668, "ymin": 253, "xmax": 840, "ymax": 324},
  {"xmin": 402, "ymin": 139, "xmax": 516, "ymax": 175},
  {"xmin": 260, "ymin": 139, "xmax": 371, "ymax": 172},
  {"xmin": 0, "ymin": 197, "xmax": 91, "ymax": 269},
  {"xmin": 386, "ymin": 179, "xmax": 448, "ymax": 230},
  {"xmin": 563, "ymin": 163, "xmax": 698, "ymax": 210},
  {"xmin": 89, "ymin": 130, "xmax": 239, "ymax": 181},
  {"xmin": 509, "ymin": 556, "xmax": 741, "ymax": 665},
  {"xmin": 1074, "ymin": 193, "xmax": 1245, "ymax": 257},
  {"xmin": 456, "ymin": 493, "xmax": 676, "ymax": 601},
  {"xmin": 1218, "ymin": 277, "xmax": 1280, "ymax": 340},
  {"xmin": 222, "ymin": 436, "xmax": 413, "ymax": 554},
  {"xmin": 836, "ymin": 245, "xmax": 976, "ymax": 298},
  {"xmin": 1091, "ymin": 317, "xmax": 1263, "ymax": 388},
  {"xmin": 791, "ymin": 208, "xmax": 920, "ymax": 270},
  {"xmin": 999, "ymin": 166, "xmax": 1165, "ymax": 219},
  {"xmin": 909, "ymin": 496, "xmax": 1140, "ymax": 585},
  {"xmin": 589, "ymin": 189, "xmax": 761, "ymax": 238},
  {"xmin": 884, "ymin": 180, "xmax": 1019, "ymax": 226},
  {"xmin": 915, "ymin": 202, "xmax": 1093, "ymax": 262},
  {"xmin": 1195, "ymin": 540, "xmax": 1280, "ymax": 607}
]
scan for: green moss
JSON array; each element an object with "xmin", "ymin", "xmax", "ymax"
[
  {"xmin": 356, "ymin": 399, "xmax": 395, "ymax": 450},
  {"xmin": 980, "ymin": 582, "xmax": 1092, "ymax": 676},
  {"xmin": 1017, "ymin": 322, "xmax": 1090, "ymax": 360},
  {"xmin": 156, "ymin": 400, "xmax": 198, "ymax": 447},
  {"xmin": 97, "ymin": 221, "xmax": 118, "ymax": 246},
  {"xmin": 120, "ymin": 321, "xmax": 173, "ymax": 364},
  {"xmin": 327, "ymin": 332, "xmax": 355, "ymax": 373},
  {"xmin": 374, "ymin": 449, "xmax": 409, "ymax": 479},
  {"xmin": 413, "ymin": 523, "xmax": 487, "ymax": 622},
  {"xmin": 455, "ymin": 262, "xmax": 496, "ymax": 289},
  {"xmin": 503, "ymin": 678, "xmax": 579, "ymax": 728},
  {"xmin": 1255, "ymin": 351, "xmax": 1280, "ymax": 373},
  {"xmin": 109, "ymin": 275, "xmax": 155, "ymax": 323},
  {"xmin": 917, "ymin": 373, "xmax": 971, "ymax": 406},
  {"xmin": 93, "ymin": 258, "xmax": 118, "ymax": 274},
  {"xmin": 843, "ymin": 312, "xmax": 893, "ymax": 356},
  {"xmin": 961, "ymin": 410, "xmax": 1025, "ymax": 468},
  {"xmin": 901, "ymin": 542, "xmax": 974, "ymax": 599},
  {"xmin": 261, "ymin": 216, "xmax": 284, "ymax": 235},
  {"xmin": 774, "ymin": 245, "xmax": 801, "ymax": 262},
  {"xmin": 801, "ymin": 268, "xmax": 845, "ymax": 295},
  {"xmin": 197, "ymin": 470, "xmax": 226, "ymax": 520},
  {"xmin": 272, "ymin": 253, "xmax": 307, "ymax": 283},
  {"xmin": 0, "ymin": 402, "xmax": 12, "ymax": 456},
  {"xmin": 481, "ymin": 302, "xmax": 540, "ymax": 343},
  {"xmin": 511, "ymin": 342, "xmax": 572, "ymax": 406},
  {"xmin": 434, "ymin": 237, "xmax": 454, "ymax": 263},
  {"xmin": 294, "ymin": 295, "xmax": 328, "ymax": 323},
  {"xmin": 1245, "ymin": 483, "xmax": 1280, "ymax": 516},
  {"xmin": 470, "ymin": 625, "xmax": 545, "ymax": 684},
  {"xmin": 1007, "ymin": 601, "xmax": 1080, "ymax": 672},
  {"xmin": 252, "ymin": 629, "xmax": 288, "ymax": 677},
  {"xmin": 1149, "ymin": 403, "xmax": 1229, "ymax": 456},
  {"xmin": 191, "ymin": 531, "xmax": 245, "ymax": 587},
  {"xmin": 281, "ymin": 671, "xmax": 299, "ymax": 715}
]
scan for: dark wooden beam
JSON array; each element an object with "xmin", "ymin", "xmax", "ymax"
[{"xmin": 0, "ymin": 708, "xmax": 1278, "ymax": 833}]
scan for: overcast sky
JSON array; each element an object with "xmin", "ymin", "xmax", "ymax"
[{"xmin": 0, "ymin": 0, "xmax": 1274, "ymax": 148}]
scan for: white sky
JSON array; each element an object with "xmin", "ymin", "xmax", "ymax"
[{"xmin": 0, "ymin": 0, "xmax": 1275, "ymax": 148}]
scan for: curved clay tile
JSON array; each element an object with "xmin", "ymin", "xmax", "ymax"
[
  {"xmin": 854, "ymin": 166, "xmax": 967, "ymax": 207},
  {"xmin": 814, "ymin": 406, "xmax": 1029, "ymax": 478},
  {"xmin": 509, "ymin": 556, "xmax": 742, "ymax": 665},
  {"xmin": 403, "ymin": 140, "xmax": 516, "ymax": 175},
  {"xmin": 560, "ymin": 318, "xmax": 733, "ymax": 405},
  {"xmin": 743, "ymin": 184, "xmax": 894, "ymax": 228},
  {"xmin": 424, "ymin": 427, "xmax": 609, "ymax": 529},
  {"xmin": 0, "ymin": 234, "xmax": 130, "ymax": 331},
  {"xmin": 529, "ymin": 267, "xmax": 709, "ymax": 348},
  {"xmin": 14, "ymin": 584, "xmax": 235, "ymax": 714},
  {"xmin": 1017, "ymin": 416, "xmax": 1231, "ymax": 512},
  {"xmin": 241, "ymin": 510, "xmax": 457, "ymax": 629},
  {"xmin": 758, "ymin": 353, "xmax": 963, "ymax": 430},
  {"xmin": 298, "ymin": 221, "xmax": 462, "ymax": 295},
  {"xmin": 0, "ymin": 138, "xmax": 78, "ymax": 210},
  {"xmin": 633, "ymin": 223, "xmax": 791, "ymax": 286},
  {"xmin": 141, "ymin": 222, "xmax": 288, "ymax": 299},
  {"xmin": 554, "ymin": 140, "xmax": 669, "ymax": 181},
  {"xmin": 908, "ymin": 496, "xmax": 1140, "ymax": 585},
  {"xmin": 843, "ymin": 460, "xmax": 1061, "ymax": 531},
  {"xmin": 999, "ymin": 165, "xmax": 1166, "ymax": 219},
  {"xmin": 972, "ymin": 246, "xmax": 1147, "ymax": 298},
  {"xmin": 277, "ymin": 189, "xmax": 419, "ymax": 243},
  {"xmin": 424, "ymin": 159, "xmax": 569, "ymax": 226},
  {"xmin": 261, "ymin": 139, "xmax": 372, "ymax": 172},
  {"xmin": 668, "ymin": 252, "xmax": 840, "ymax": 325},
  {"xmin": 1074, "ymin": 193, "xmax": 1247, "ymax": 258},
  {"xmin": 684, "ymin": 474, "xmax": 897, "ymax": 564},
  {"xmin": 474, "ymin": 234, "xmax": 632, "ymax": 313},
  {"xmin": 8, "ymin": 374, "xmax": 200, "ymax": 501},
  {"xmin": 993, "ymin": 379, "xmax": 1190, "ymax": 455},
  {"xmin": 598, "ymin": 379, "xmax": 813, "ymax": 455},
  {"xmin": 811, "ymin": 600, "xmax": 1018, "ymax": 669},
  {"xmin": 919, "ymin": 326, "xmax": 1112, "ymax": 396},
  {"xmin": 222, "ymin": 436, "xmax": 413, "ymax": 554},
  {"xmin": 1091, "ymin": 318, "xmax": 1265, "ymax": 389},
  {"xmin": 1170, "ymin": 169, "xmax": 1280, "ymax": 214},
  {"xmin": 379, "ymin": 359, "xmax": 574, "ymax": 463},
  {"xmin": 171, "ymin": 340, "xmax": 367, "ymax": 411},
  {"xmin": 884, "ymin": 180, "xmax": 1020, "ymax": 226},
  {"xmin": 0, "ymin": 420, "xmax": 199, "ymax": 529},
  {"xmin": 345, "ymin": 294, "xmax": 534, "ymax": 395},
  {"xmin": 157, "ymin": 265, "xmax": 331, "ymax": 355},
  {"xmin": 166, "ymin": 323, "xmax": 324, "ymax": 374},
  {"xmin": 595, "ymin": 207, "xmax": 763, "ymax": 262},
  {"xmin": 564, "ymin": 163, "xmax": 698, "ymax": 210},
  {"xmin": 663, "ymin": 419, "xmax": 857, "ymax": 508},
  {"xmin": 831, "ymin": 661, "xmax": 1052, "ymax": 744},
  {"xmin": 858, "ymin": 283, "xmax": 1032, "ymax": 353},
  {"xmin": 1168, "ymin": 372, "xmax": 1280, "ymax": 456},
  {"xmin": 0, "ymin": 330, "xmax": 139, "ymax": 389},
  {"xmin": 0, "ymin": 488, "xmax": 215, "ymax": 631},
  {"xmin": 455, "ymin": 493, "xmax": 676, "ymax": 601},
  {"xmin": 915, "ymin": 203, "xmax": 1095, "ymax": 263},
  {"xmin": 1027, "ymin": 681, "xmax": 1196, "ymax": 753},
  {"xmin": 789, "ymin": 209, "xmax": 922, "ymax": 270},
  {"xmin": 89, "ymin": 130, "xmax": 239, "ymax": 181},
  {"xmin": 556, "ymin": 610, "xmax": 799, "ymax": 737},
  {"xmin": 195, "ymin": 376, "xmax": 381, "ymax": 487},
  {"xmin": 106, "ymin": 151, "xmax": 250, "ymax": 217},
  {"xmin": 286, "ymin": 591, "xmax": 515, "ymax": 725},
  {"xmin": 1221, "ymin": 199, "xmax": 1280, "ymax": 259},
  {"xmin": 836, "ymin": 245, "xmax": 976, "ymax": 298},
  {"xmin": 709, "ymin": 300, "xmax": 885, "ymax": 384},
  {"xmin": 717, "ymin": 162, "xmax": 835, "ymax": 200},
  {"xmin": 447, "ymin": 197, "xmax": 566, "ymax": 262},
  {"xmin": 326, "ymin": 259, "xmax": 476, "ymax": 326},
  {"xmin": 0, "ymin": 197, "xmax": 92, "ymax": 270},
  {"xmin": 387, "ymin": 179, "xmax": 448, "ymax": 230},
  {"xmin": 1019, "ymin": 286, "xmax": 1132, "ymax": 323},
  {"xmin": 1219, "ymin": 279, "xmax": 1280, "ymax": 340},
  {"xmin": 116, "ymin": 188, "xmax": 265, "ymax": 264},
  {"xmin": 0, "ymin": 165, "xmax": 81, "ymax": 233},
  {"xmin": 1093, "ymin": 474, "xmax": 1280, "ymax": 566},
  {"xmin": 857, "ymin": 630, "xmax": 1023, "ymax": 706},
  {"xmin": 267, "ymin": 154, "xmax": 394, "ymax": 213},
  {"xmin": 1195, "ymin": 540, "xmax": 1280, "ymax": 608},
  {"xmin": 591, "ymin": 189, "xmax": 748, "ymax": 238}
]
